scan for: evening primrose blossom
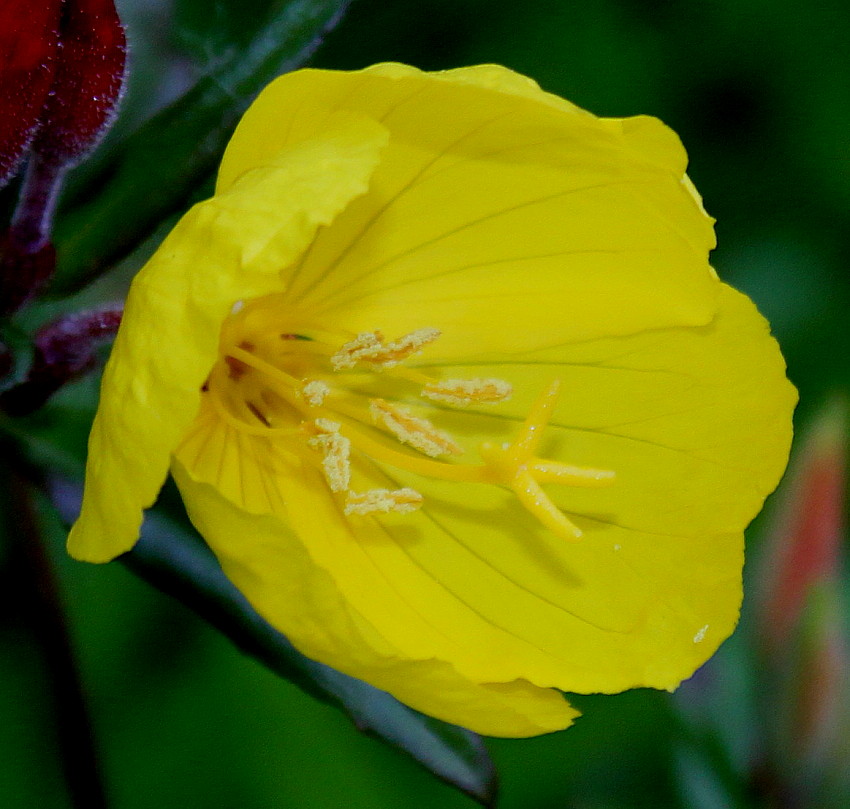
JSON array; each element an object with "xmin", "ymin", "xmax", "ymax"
[{"xmin": 67, "ymin": 64, "xmax": 796, "ymax": 737}]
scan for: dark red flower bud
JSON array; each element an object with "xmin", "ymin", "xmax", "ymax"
[
  {"xmin": 0, "ymin": 304, "xmax": 122, "ymax": 416},
  {"xmin": 0, "ymin": 2, "xmax": 61, "ymax": 187},
  {"xmin": 1, "ymin": 0, "xmax": 127, "ymax": 315},
  {"xmin": 32, "ymin": 0, "xmax": 127, "ymax": 168}
]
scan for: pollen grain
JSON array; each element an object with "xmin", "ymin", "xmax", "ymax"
[
  {"xmin": 344, "ymin": 488, "xmax": 424, "ymax": 515},
  {"xmin": 370, "ymin": 399, "xmax": 463, "ymax": 458},
  {"xmin": 422, "ymin": 377, "xmax": 512, "ymax": 406}
]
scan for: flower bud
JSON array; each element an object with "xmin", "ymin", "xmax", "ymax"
[
  {"xmin": 32, "ymin": 0, "xmax": 127, "ymax": 168},
  {"xmin": 755, "ymin": 400, "xmax": 846, "ymax": 653},
  {"xmin": 0, "ymin": 0, "xmax": 127, "ymax": 314},
  {"xmin": 0, "ymin": 304, "xmax": 122, "ymax": 416},
  {"xmin": 0, "ymin": 2, "xmax": 61, "ymax": 187},
  {"xmin": 754, "ymin": 400, "xmax": 850, "ymax": 806}
]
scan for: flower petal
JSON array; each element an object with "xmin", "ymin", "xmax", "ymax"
[
  {"xmin": 171, "ymin": 458, "xmax": 579, "ymax": 738},
  {"xmin": 68, "ymin": 116, "xmax": 388, "ymax": 562},
  {"xmin": 379, "ymin": 283, "xmax": 795, "ymax": 692},
  {"xmin": 217, "ymin": 65, "xmax": 718, "ymax": 356},
  {"xmin": 174, "ymin": 284, "xmax": 794, "ymax": 699}
]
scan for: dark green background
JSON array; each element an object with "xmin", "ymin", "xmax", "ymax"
[{"xmin": 2, "ymin": 0, "xmax": 848, "ymax": 807}]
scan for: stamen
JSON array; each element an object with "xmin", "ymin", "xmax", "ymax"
[
  {"xmin": 212, "ymin": 306, "xmax": 615, "ymax": 543},
  {"xmin": 302, "ymin": 380, "xmax": 330, "ymax": 407},
  {"xmin": 306, "ymin": 420, "xmax": 351, "ymax": 492},
  {"xmin": 422, "ymin": 378, "xmax": 513, "ymax": 406},
  {"xmin": 330, "ymin": 332, "xmax": 382, "ymax": 369},
  {"xmin": 246, "ymin": 402, "xmax": 271, "ymax": 427},
  {"xmin": 311, "ymin": 418, "xmax": 341, "ymax": 435},
  {"xmin": 225, "ymin": 341, "xmax": 255, "ymax": 380},
  {"xmin": 370, "ymin": 399, "xmax": 463, "ymax": 458},
  {"xmin": 227, "ymin": 346, "xmax": 302, "ymax": 389},
  {"xmin": 344, "ymin": 488, "xmax": 423, "ymax": 515},
  {"xmin": 206, "ymin": 381, "xmax": 301, "ymax": 438},
  {"xmin": 339, "ymin": 421, "xmax": 492, "ymax": 483},
  {"xmin": 331, "ymin": 328, "xmax": 440, "ymax": 369}
]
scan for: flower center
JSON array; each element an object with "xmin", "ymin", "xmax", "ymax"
[{"xmin": 201, "ymin": 295, "xmax": 614, "ymax": 540}]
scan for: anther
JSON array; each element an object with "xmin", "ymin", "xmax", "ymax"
[
  {"xmin": 306, "ymin": 419, "xmax": 351, "ymax": 492},
  {"xmin": 370, "ymin": 399, "xmax": 463, "ymax": 458},
  {"xmin": 331, "ymin": 332, "xmax": 382, "ymax": 369},
  {"xmin": 310, "ymin": 418, "xmax": 341, "ymax": 435},
  {"xmin": 302, "ymin": 380, "xmax": 330, "ymax": 407},
  {"xmin": 331, "ymin": 328, "xmax": 440, "ymax": 370},
  {"xmin": 344, "ymin": 488, "xmax": 423, "ymax": 515},
  {"xmin": 422, "ymin": 378, "xmax": 513, "ymax": 406}
]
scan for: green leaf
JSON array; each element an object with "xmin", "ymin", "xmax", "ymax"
[
  {"xmin": 47, "ymin": 477, "xmax": 498, "ymax": 806},
  {"xmin": 50, "ymin": 0, "xmax": 353, "ymax": 297},
  {"xmin": 174, "ymin": 0, "xmax": 287, "ymax": 68}
]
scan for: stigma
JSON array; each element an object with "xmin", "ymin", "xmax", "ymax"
[{"xmin": 200, "ymin": 303, "xmax": 615, "ymax": 538}]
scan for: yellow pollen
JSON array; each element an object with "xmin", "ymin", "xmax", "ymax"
[
  {"xmin": 330, "ymin": 331, "xmax": 381, "ymax": 369},
  {"xmin": 309, "ymin": 418, "xmax": 340, "ymax": 435},
  {"xmin": 370, "ymin": 399, "xmax": 463, "ymax": 458},
  {"xmin": 344, "ymin": 488, "xmax": 424, "ymax": 515},
  {"xmin": 306, "ymin": 420, "xmax": 351, "ymax": 492},
  {"xmin": 331, "ymin": 328, "xmax": 441, "ymax": 369},
  {"xmin": 422, "ymin": 377, "xmax": 513, "ymax": 406},
  {"xmin": 302, "ymin": 379, "xmax": 330, "ymax": 407},
  {"xmin": 209, "ymin": 306, "xmax": 616, "ymax": 542}
]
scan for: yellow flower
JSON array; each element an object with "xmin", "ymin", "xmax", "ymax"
[{"xmin": 67, "ymin": 64, "xmax": 796, "ymax": 737}]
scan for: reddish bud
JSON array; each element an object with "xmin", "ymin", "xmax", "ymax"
[
  {"xmin": 756, "ymin": 400, "xmax": 846, "ymax": 652},
  {"xmin": 0, "ymin": 1, "xmax": 61, "ymax": 187},
  {"xmin": 751, "ymin": 401, "xmax": 850, "ymax": 806},
  {"xmin": 33, "ymin": 0, "xmax": 127, "ymax": 168},
  {"xmin": 1, "ymin": 0, "xmax": 126, "ymax": 314},
  {"xmin": 0, "ymin": 304, "xmax": 122, "ymax": 416}
]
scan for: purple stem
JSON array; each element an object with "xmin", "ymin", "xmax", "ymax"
[{"xmin": 9, "ymin": 154, "xmax": 67, "ymax": 254}]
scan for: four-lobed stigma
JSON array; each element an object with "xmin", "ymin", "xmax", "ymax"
[{"xmin": 201, "ymin": 300, "xmax": 615, "ymax": 540}]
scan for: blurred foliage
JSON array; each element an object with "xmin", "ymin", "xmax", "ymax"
[{"xmin": 2, "ymin": 0, "xmax": 849, "ymax": 807}]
